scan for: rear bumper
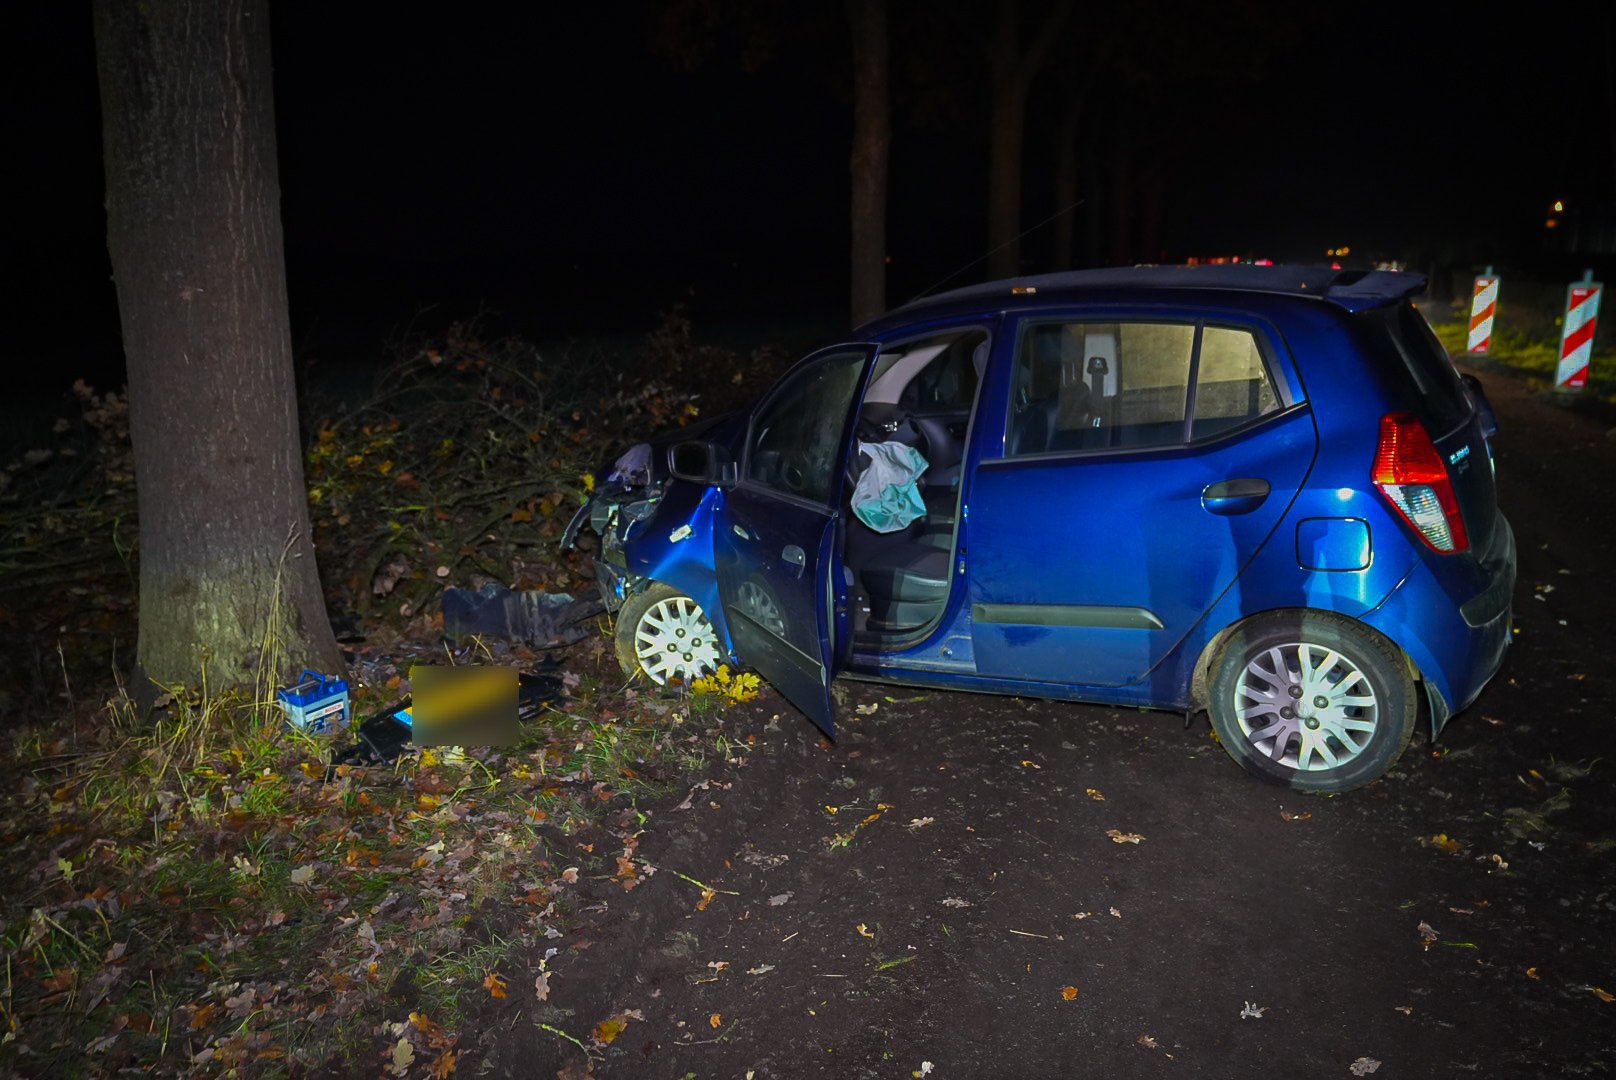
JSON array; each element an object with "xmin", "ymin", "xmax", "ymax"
[{"xmin": 1363, "ymin": 515, "xmax": 1515, "ymax": 734}]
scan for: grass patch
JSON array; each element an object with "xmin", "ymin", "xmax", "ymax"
[{"xmin": 1431, "ymin": 318, "xmax": 1616, "ymax": 400}]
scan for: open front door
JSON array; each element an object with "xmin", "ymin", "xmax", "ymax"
[{"xmin": 714, "ymin": 345, "xmax": 877, "ymax": 738}]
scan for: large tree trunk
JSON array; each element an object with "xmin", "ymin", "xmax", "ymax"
[
  {"xmin": 985, "ymin": 2, "xmax": 1026, "ymax": 281},
  {"xmin": 94, "ymin": 0, "xmax": 340, "ymax": 693},
  {"xmin": 1108, "ymin": 148, "xmax": 1134, "ymax": 266},
  {"xmin": 848, "ymin": 0, "xmax": 890, "ymax": 327},
  {"xmin": 985, "ymin": 0, "xmax": 1071, "ymax": 280},
  {"xmin": 1051, "ymin": 96, "xmax": 1080, "ymax": 270}
]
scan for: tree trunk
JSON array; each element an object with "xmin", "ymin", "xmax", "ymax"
[
  {"xmin": 94, "ymin": 0, "xmax": 340, "ymax": 693},
  {"xmin": 1051, "ymin": 96, "xmax": 1081, "ymax": 270},
  {"xmin": 848, "ymin": 0, "xmax": 890, "ymax": 328},
  {"xmin": 985, "ymin": 0, "xmax": 1071, "ymax": 280},
  {"xmin": 1108, "ymin": 148, "xmax": 1134, "ymax": 266},
  {"xmin": 985, "ymin": 2, "xmax": 1026, "ymax": 280}
]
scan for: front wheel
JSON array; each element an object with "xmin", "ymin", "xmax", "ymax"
[
  {"xmin": 1207, "ymin": 611, "xmax": 1416, "ymax": 794},
  {"xmin": 614, "ymin": 583, "xmax": 723, "ymax": 685}
]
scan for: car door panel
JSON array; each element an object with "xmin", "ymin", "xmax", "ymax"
[
  {"xmin": 713, "ymin": 345, "xmax": 876, "ymax": 737},
  {"xmin": 968, "ymin": 405, "xmax": 1318, "ymax": 689}
]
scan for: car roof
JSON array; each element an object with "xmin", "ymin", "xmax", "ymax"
[{"xmin": 858, "ymin": 264, "xmax": 1427, "ymax": 337}]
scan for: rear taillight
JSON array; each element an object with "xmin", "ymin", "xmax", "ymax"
[{"xmin": 1372, "ymin": 412, "xmax": 1469, "ymax": 553}]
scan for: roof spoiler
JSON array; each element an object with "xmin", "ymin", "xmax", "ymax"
[{"xmin": 1319, "ymin": 269, "xmax": 1427, "ymax": 313}]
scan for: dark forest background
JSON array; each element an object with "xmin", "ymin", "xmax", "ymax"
[{"xmin": 11, "ymin": 1, "xmax": 1615, "ymax": 414}]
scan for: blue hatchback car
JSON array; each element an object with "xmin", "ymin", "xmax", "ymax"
[{"xmin": 564, "ymin": 266, "xmax": 1515, "ymax": 792}]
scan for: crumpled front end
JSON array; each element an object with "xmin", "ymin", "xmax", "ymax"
[{"xmin": 561, "ymin": 443, "xmax": 666, "ymax": 611}]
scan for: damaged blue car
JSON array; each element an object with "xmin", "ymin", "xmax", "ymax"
[{"xmin": 562, "ymin": 266, "xmax": 1514, "ymax": 793}]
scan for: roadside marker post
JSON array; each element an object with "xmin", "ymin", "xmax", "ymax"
[
  {"xmin": 1467, "ymin": 266, "xmax": 1499, "ymax": 353},
  {"xmin": 1554, "ymin": 269, "xmax": 1602, "ymax": 392}
]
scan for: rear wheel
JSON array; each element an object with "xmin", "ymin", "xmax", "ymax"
[
  {"xmin": 614, "ymin": 583, "xmax": 723, "ymax": 685},
  {"xmin": 1208, "ymin": 611, "xmax": 1415, "ymax": 793}
]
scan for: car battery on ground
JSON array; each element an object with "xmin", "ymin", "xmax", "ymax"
[{"xmin": 276, "ymin": 670, "xmax": 351, "ymax": 733}]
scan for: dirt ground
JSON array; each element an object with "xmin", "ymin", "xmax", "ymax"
[{"xmin": 476, "ymin": 367, "xmax": 1616, "ymax": 1078}]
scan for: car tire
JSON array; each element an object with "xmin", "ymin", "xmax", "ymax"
[
  {"xmin": 1207, "ymin": 611, "xmax": 1416, "ymax": 794},
  {"xmin": 613, "ymin": 582, "xmax": 723, "ymax": 685}
]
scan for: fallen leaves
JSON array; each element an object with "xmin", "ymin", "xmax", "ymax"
[
  {"xmin": 593, "ymin": 1017, "xmax": 626, "ymax": 1044},
  {"xmin": 388, "ymin": 1037, "xmax": 415, "ymax": 1077},
  {"xmin": 289, "ymin": 864, "xmax": 316, "ymax": 885},
  {"xmin": 1240, "ymin": 1001, "xmax": 1268, "ymax": 1019},
  {"xmin": 1349, "ymin": 1057, "xmax": 1382, "ymax": 1076},
  {"xmin": 1085, "ymin": 788, "xmax": 1105, "ymax": 801},
  {"xmin": 856, "ymin": 923, "xmax": 875, "ymax": 939},
  {"xmin": 482, "ymin": 972, "xmax": 507, "ymax": 999},
  {"xmin": 1417, "ymin": 921, "xmax": 1439, "ymax": 951},
  {"xmin": 1280, "ymin": 810, "xmax": 1312, "ymax": 823},
  {"xmin": 1424, "ymin": 833, "xmax": 1463, "ymax": 853},
  {"xmin": 1589, "ymin": 986, "xmax": 1615, "ymax": 1004},
  {"xmin": 1061, "ymin": 985, "xmax": 1080, "ymax": 1001},
  {"xmin": 691, "ymin": 665, "xmax": 762, "ymax": 704},
  {"xmin": 1137, "ymin": 1034, "xmax": 1160, "ymax": 1049},
  {"xmin": 1105, "ymin": 829, "xmax": 1145, "ymax": 845},
  {"xmin": 708, "ymin": 1012, "xmax": 723, "ymax": 1029}
]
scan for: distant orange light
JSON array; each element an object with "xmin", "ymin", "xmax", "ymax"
[{"xmin": 1545, "ymin": 218, "xmax": 1559, "ymax": 229}]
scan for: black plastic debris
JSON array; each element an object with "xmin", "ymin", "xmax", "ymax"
[
  {"xmin": 441, "ymin": 583, "xmax": 604, "ymax": 647},
  {"xmin": 328, "ymin": 664, "xmax": 567, "ymax": 774}
]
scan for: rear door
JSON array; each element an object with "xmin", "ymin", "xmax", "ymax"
[
  {"xmin": 967, "ymin": 315, "xmax": 1316, "ymax": 687},
  {"xmin": 714, "ymin": 345, "xmax": 877, "ymax": 736}
]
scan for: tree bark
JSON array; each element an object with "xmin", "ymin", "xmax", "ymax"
[
  {"xmin": 1108, "ymin": 147, "xmax": 1133, "ymax": 266},
  {"xmin": 1051, "ymin": 87, "xmax": 1082, "ymax": 270},
  {"xmin": 94, "ymin": 0, "xmax": 340, "ymax": 692},
  {"xmin": 985, "ymin": 0, "xmax": 1071, "ymax": 280},
  {"xmin": 848, "ymin": 0, "xmax": 890, "ymax": 328}
]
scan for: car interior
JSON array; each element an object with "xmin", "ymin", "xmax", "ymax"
[{"xmin": 843, "ymin": 328, "xmax": 988, "ymax": 641}]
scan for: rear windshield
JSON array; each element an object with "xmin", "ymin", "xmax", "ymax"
[{"xmin": 1374, "ymin": 303, "xmax": 1472, "ymax": 435}]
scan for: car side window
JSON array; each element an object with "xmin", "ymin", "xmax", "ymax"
[
  {"xmin": 1192, "ymin": 326, "xmax": 1279, "ymax": 439},
  {"xmin": 746, "ymin": 349, "xmax": 868, "ymax": 505},
  {"xmin": 1007, "ymin": 321, "xmax": 1195, "ymax": 456}
]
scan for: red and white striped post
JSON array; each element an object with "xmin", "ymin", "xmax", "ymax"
[
  {"xmin": 1554, "ymin": 269, "xmax": 1603, "ymax": 392},
  {"xmin": 1467, "ymin": 267, "xmax": 1499, "ymax": 353}
]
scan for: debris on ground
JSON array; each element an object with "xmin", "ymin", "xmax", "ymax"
[{"xmin": 441, "ymin": 583, "xmax": 603, "ymax": 647}]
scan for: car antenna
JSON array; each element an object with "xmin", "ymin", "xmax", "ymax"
[{"xmin": 903, "ymin": 197, "xmax": 1087, "ymax": 308}]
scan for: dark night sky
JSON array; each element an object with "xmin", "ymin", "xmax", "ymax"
[{"xmin": 9, "ymin": 2, "xmax": 1615, "ymax": 399}]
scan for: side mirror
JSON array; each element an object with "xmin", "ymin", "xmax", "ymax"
[{"xmin": 668, "ymin": 440, "xmax": 737, "ymax": 486}]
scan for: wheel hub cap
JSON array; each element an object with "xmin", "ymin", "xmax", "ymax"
[
  {"xmin": 1232, "ymin": 642, "xmax": 1380, "ymax": 772},
  {"xmin": 634, "ymin": 596, "xmax": 721, "ymax": 684}
]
